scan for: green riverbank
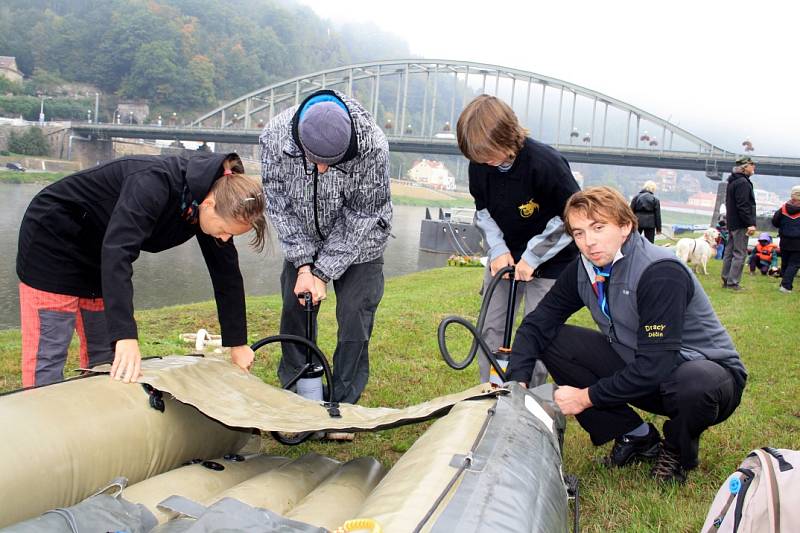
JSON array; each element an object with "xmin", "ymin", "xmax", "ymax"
[{"xmin": 0, "ymin": 170, "xmax": 68, "ymax": 184}]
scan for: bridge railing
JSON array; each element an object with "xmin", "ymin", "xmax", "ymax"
[{"xmin": 189, "ymin": 59, "xmax": 731, "ymax": 158}]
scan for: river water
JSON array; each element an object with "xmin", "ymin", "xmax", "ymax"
[{"xmin": 0, "ymin": 183, "xmax": 449, "ymax": 330}]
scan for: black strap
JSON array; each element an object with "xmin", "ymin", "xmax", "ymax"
[
  {"xmin": 732, "ymin": 468, "xmax": 754, "ymax": 533},
  {"xmin": 762, "ymin": 447, "xmax": 794, "ymax": 472},
  {"xmin": 324, "ymin": 401, "xmax": 341, "ymax": 418},
  {"xmin": 312, "ymin": 166, "xmax": 326, "ymax": 241},
  {"xmin": 142, "ymin": 383, "xmax": 165, "ymax": 412}
]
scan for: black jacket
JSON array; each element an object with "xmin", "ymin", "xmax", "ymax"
[
  {"xmin": 630, "ymin": 190, "xmax": 661, "ymax": 231},
  {"xmin": 772, "ymin": 200, "xmax": 800, "ymax": 251},
  {"xmin": 725, "ymin": 172, "xmax": 756, "ymax": 231},
  {"xmin": 508, "ymin": 235, "xmax": 746, "ymax": 405},
  {"xmin": 17, "ymin": 153, "xmax": 247, "ymax": 346},
  {"xmin": 468, "ymin": 138, "xmax": 580, "ymax": 277}
]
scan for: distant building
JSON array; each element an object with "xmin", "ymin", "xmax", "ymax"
[
  {"xmin": 754, "ymin": 188, "xmax": 781, "ymax": 214},
  {"xmin": 407, "ymin": 159, "xmax": 456, "ymax": 190},
  {"xmin": 0, "ymin": 56, "xmax": 23, "ymax": 84},
  {"xmin": 660, "ymin": 191, "xmax": 716, "ymax": 217},
  {"xmin": 655, "ymin": 169, "xmax": 678, "ymax": 192},
  {"xmin": 687, "ymin": 192, "xmax": 716, "ymax": 209}
]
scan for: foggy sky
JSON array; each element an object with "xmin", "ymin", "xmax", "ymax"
[{"xmin": 297, "ymin": 0, "xmax": 799, "ymax": 158}]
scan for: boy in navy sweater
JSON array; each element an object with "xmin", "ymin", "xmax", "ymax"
[{"xmin": 457, "ymin": 94, "xmax": 579, "ymax": 385}]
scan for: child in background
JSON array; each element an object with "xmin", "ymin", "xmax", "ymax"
[
  {"xmin": 715, "ymin": 215, "xmax": 729, "ymax": 260},
  {"xmin": 748, "ymin": 233, "xmax": 779, "ymax": 276}
]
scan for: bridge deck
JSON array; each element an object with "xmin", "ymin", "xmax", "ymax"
[{"xmin": 70, "ymin": 124, "xmax": 800, "ymax": 178}]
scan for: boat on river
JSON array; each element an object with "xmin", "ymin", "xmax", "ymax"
[{"xmin": 419, "ymin": 207, "xmax": 486, "ymax": 256}]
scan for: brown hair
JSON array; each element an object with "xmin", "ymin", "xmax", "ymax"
[
  {"xmin": 210, "ymin": 156, "xmax": 267, "ymax": 252},
  {"xmin": 456, "ymin": 94, "xmax": 527, "ymax": 163},
  {"xmin": 564, "ymin": 186, "xmax": 638, "ymax": 234}
]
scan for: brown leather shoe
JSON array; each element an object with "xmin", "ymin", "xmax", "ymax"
[{"xmin": 651, "ymin": 443, "xmax": 687, "ymax": 484}]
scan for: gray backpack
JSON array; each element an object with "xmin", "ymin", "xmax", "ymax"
[{"xmin": 702, "ymin": 448, "xmax": 799, "ymax": 533}]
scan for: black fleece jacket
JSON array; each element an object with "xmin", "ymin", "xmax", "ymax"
[
  {"xmin": 725, "ymin": 172, "xmax": 756, "ymax": 230},
  {"xmin": 772, "ymin": 200, "xmax": 800, "ymax": 251},
  {"xmin": 16, "ymin": 153, "xmax": 247, "ymax": 345}
]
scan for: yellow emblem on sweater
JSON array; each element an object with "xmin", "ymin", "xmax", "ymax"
[{"xmin": 518, "ymin": 198, "xmax": 540, "ymax": 218}]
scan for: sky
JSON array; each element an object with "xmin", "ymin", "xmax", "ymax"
[{"xmin": 296, "ymin": 0, "xmax": 799, "ymax": 158}]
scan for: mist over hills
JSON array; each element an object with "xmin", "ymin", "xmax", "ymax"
[
  {"xmin": 0, "ymin": 0, "xmax": 410, "ymax": 111},
  {"xmin": 1, "ymin": 1, "xmax": 794, "ymax": 196}
]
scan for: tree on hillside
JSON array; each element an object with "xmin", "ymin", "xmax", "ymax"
[
  {"xmin": 90, "ymin": 2, "xmax": 183, "ymax": 93},
  {"xmin": 24, "ymin": 69, "xmax": 68, "ymax": 96},
  {"xmin": 181, "ymin": 55, "xmax": 216, "ymax": 109},
  {"xmin": 212, "ymin": 42, "xmax": 266, "ymax": 100},
  {"xmin": 120, "ymin": 41, "xmax": 182, "ymax": 103},
  {"xmin": 0, "ymin": 4, "xmax": 36, "ymax": 75},
  {"xmin": 0, "ymin": 0, "xmax": 415, "ymax": 116},
  {"xmin": 8, "ymin": 127, "xmax": 50, "ymax": 156}
]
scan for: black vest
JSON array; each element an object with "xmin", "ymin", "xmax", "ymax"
[{"xmin": 575, "ymin": 233, "xmax": 747, "ymax": 387}]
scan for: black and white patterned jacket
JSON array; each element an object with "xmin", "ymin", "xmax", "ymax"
[{"xmin": 259, "ymin": 90, "xmax": 392, "ymax": 282}]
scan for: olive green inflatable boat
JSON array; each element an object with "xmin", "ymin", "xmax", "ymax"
[{"xmin": 0, "ymin": 355, "xmax": 571, "ymax": 532}]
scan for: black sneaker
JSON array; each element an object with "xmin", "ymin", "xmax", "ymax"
[
  {"xmin": 605, "ymin": 423, "xmax": 661, "ymax": 467},
  {"xmin": 651, "ymin": 443, "xmax": 687, "ymax": 484}
]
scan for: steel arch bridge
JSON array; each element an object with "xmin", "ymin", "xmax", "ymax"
[
  {"xmin": 191, "ymin": 59, "xmax": 732, "ymax": 159},
  {"xmin": 77, "ymin": 59, "xmax": 800, "ymax": 175}
]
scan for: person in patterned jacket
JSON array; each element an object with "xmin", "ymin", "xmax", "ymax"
[{"xmin": 259, "ymin": 89, "xmax": 392, "ymax": 407}]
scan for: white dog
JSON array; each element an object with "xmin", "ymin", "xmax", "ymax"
[{"xmin": 675, "ymin": 228, "xmax": 719, "ymax": 275}]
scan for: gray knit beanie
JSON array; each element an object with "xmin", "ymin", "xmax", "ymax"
[{"xmin": 298, "ymin": 101, "xmax": 352, "ymax": 165}]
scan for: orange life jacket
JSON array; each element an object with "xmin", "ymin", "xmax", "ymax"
[{"xmin": 755, "ymin": 242, "xmax": 778, "ymax": 262}]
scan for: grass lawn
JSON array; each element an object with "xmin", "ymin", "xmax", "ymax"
[
  {"xmin": 1, "ymin": 259, "xmax": 798, "ymax": 531},
  {"xmin": 391, "ymin": 195, "xmax": 475, "ymax": 208},
  {"xmin": 0, "ymin": 170, "xmax": 68, "ymax": 184}
]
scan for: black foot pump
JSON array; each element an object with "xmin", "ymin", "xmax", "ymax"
[{"xmin": 250, "ymin": 292, "xmax": 338, "ymax": 445}]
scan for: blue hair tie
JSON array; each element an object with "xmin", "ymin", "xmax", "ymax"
[{"xmin": 299, "ymin": 95, "xmax": 348, "ymax": 121}]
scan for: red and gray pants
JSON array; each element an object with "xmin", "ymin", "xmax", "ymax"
[{"xmin": 20, "ymin": 282, "xmax": 114, "ymax": 387}]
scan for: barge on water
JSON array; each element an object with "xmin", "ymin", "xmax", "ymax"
[{"xmin": 419, "ymin": 207, "xmax": 486, "ymax": 256}]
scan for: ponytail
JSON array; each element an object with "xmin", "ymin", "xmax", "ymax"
[{"xmin": 210, "ymin": 157, "xmax": 267, "ymax": 252}]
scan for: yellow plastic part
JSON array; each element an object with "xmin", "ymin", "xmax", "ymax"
[{"xmin": 333, "ymin": 518, "xmax": 382, "ymax": 533}]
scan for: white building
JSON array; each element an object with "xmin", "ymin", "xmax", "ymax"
[
  {"xmin": 407, "ymin": 159, "xmax": 456, "ymax": 190},
  {"xmin": 754, "ymin": 188, "xmax": 781, "ymax": 214},
  {"xmin": 687, "ymin": 192, "xmax": 717, "ymax": 209},
  {"xmin": 656, "ymin": 169, "xmax": 678, "ymax": 192}
]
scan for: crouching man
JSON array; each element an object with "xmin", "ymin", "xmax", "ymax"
[{"xmin": 507, "ymin": 186, "xmax": 747, "ymax": 483}]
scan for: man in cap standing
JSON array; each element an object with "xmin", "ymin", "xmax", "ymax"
[
  {"xmin": 260, "ymin": 90, "xmax": 392, "ymax": 411},
  {"xmin": 721, "ymin": 156, "xmax": 757, "ymax": 290}
]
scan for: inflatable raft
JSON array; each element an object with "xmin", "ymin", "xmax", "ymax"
[{"xmin": 0, "ymin": 355, "xmax": 571, "ymax": 532}]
